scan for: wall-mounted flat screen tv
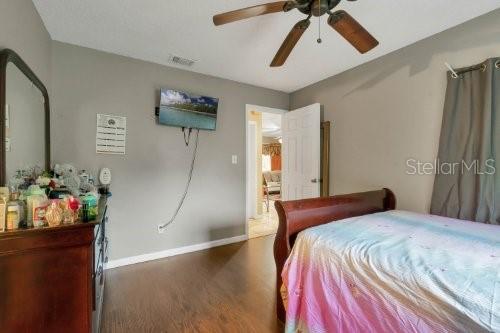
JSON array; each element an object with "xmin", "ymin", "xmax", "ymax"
[{"xmin": 159, "ymin": 88, "xmax": 219, "ymax": 131}]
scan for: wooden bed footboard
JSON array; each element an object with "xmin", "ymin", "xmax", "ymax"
[{"xmin": 273, "ymin": 188, "xmax": 396, "ymax": 322}]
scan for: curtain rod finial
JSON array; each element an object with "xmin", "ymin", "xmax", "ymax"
[{"xmin": 444, "ymin": 62, "xmax": 459, "ymax": 78}]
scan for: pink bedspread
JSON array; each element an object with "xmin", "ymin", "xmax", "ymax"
[{"xmin": 282, "ymin": 210, "xmax": 500, "ymax": 333}]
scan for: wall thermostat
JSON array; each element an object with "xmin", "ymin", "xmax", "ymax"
[{"xmin": 99, "ymin": 168, "xmax": 112, "ymax": 186}]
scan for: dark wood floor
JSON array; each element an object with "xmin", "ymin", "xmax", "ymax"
[{"xmin": 100, "ymin": 235, "xmax": 283, "ymax": 333}]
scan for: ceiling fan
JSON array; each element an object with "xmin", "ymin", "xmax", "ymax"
[{"xmin": 213, "ymin": 0, "xmax": 379, "ymax": 67}]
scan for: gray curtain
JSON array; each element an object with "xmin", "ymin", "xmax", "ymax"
[{"xmin": 431, "ymin": 58, "xmax": 499, "ymax": 224}]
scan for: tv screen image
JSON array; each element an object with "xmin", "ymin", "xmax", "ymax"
[{"xmin": 159, "ymin": 89, "xmax": 219, "ymax": 130}]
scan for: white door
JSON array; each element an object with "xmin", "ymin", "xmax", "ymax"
[{"xmin": 282, "ymin": 103, "xmax": 321, "ymax": 201}]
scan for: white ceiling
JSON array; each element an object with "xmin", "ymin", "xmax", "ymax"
[
  {"xmin": 33, "ymin": 0, "xmax": 500, "ymax": 93},
  {"xmin": 262, "ymin": 112, "xmax": 282, "ymax": 137}
]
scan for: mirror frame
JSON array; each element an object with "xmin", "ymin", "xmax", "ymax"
[{"xmin": 0, "ymin": 49, "xmax": 51, "ymax": 185}]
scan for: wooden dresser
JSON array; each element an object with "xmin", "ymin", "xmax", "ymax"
[{"xmin": 0, "ymin": 196, "xmax": 109, "ymax": 333}]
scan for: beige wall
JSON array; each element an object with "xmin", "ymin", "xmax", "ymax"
[
  {"xmin": 51, "ymin": 42, "xmax": 288, "ymax": 260},
  {"xmin": 0, "ymin": 0, "xmax": 52, "ymax": 90},
  {"xmin": 290, "ymin": 9, "xmax": 500, "ymax": 213},
  {"xmin": 249, "ymin": 111, "xmax": 263, "ymax": 215}
]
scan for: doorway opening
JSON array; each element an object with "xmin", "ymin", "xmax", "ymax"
[
  {"xmin": 245, "ymin": 103, "xmax": 329, "ymax": 240},
  {"xmin": 246, "ymin": 105, "xmax": 286, "ymax": 239}
]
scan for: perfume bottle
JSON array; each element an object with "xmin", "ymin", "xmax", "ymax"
[
  {"xmin": 0, "ymin": 187, "xmax": 9, "ymax": 232},
  {"xmin": 6, "ymin": 192, "xmax": 23, "ymax": 230}
]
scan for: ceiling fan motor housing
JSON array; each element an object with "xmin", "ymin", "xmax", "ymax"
[{"xmin": 297, "ymin": 0, "xmax": 342, "ymax": 16}]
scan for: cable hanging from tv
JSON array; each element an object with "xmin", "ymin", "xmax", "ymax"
[
  {"xmin": 158, "ymin": 127, "xmax": 200, "ymax": 232},
  {"xmin": 155, "ymin": 88, "xmax": 219, "ymax": 233},
  {"xmin": 183, "ymin": 127, "xmax": 193, "ymax": 146}
]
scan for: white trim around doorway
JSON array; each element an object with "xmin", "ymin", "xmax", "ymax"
[{"xmin": 245, "ymin": 104, "xmax": 287, "ymax": 238}]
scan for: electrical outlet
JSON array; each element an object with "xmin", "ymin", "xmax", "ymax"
[
  {"xmin": 158, "ymin": 224, "xmax": 166, "ymax": 234},
  {"xmin": 232, "ymin": 155, "xmax": 238, "ymax": 164}
]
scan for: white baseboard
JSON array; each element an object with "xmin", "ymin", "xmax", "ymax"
[{"xmin": 105, "ymin": 234, "xmax": 248, "ymax": 270}]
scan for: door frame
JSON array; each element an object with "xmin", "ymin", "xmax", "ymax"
[
  {"xmin": 247, "ymin": 121, "xmax": 257, "ymax": 220},
  {"xmin": 245, "ymin": 104, "xmax": 287, "ymax": 239},
  {"xmin": 321, "ymin": 121, "xmax": 331, "ymax": 197}
]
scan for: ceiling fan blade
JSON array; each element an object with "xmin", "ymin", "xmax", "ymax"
[
  {"xmin": 213, "ymin": 1, "xmax": 290, "ymax": 26},
  {"xmin": 271, "ymin": 19, "xmax": 310, "ymax": 67},
  {"xmin": 328, "ymin": 10, "xmax": 379, "ymax": 54}
]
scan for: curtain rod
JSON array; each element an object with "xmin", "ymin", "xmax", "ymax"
[
  {"xmin": 445, "ymin": 62, "xmax": 485, "ymax": 78},
  {"xmin": 445, "ymin": 60, "xmax": 500, "ymax": 79}
]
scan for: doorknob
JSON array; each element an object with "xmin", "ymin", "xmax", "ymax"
[{"xmin": 311, "ymin": 178, "xmax": 322, "ymax": 183}]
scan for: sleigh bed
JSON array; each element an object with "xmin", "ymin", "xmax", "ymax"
[{"xmin": 273, "ymin": 189, "xmax": 500, "ymax": 332}]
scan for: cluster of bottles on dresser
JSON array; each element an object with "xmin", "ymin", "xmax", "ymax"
[
  {"xmin": 0, "ymin": 184, "xmax": 98, "ymax": 232},
  {"xmin": 0, "ymin": 187, "xmax": 26, "ymax": 230}
]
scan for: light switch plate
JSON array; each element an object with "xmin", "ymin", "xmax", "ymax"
[{"xmin": 232, "ymin": 155, "xmax": 238, "ymax": 164}]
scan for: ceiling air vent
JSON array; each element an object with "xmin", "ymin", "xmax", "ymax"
[{"xmin": 168, "ymin": 54, "xmax": 196, "ymax": 67}]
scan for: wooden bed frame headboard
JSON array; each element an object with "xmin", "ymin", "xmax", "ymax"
[{"xmin": 273, "ymin": 188, "xmax": 396, "ymax": 322}]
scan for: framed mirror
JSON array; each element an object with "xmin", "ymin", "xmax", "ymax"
[{"xmin": 0, "ymin": 49, "xmax": 50, "ymax": 186}]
